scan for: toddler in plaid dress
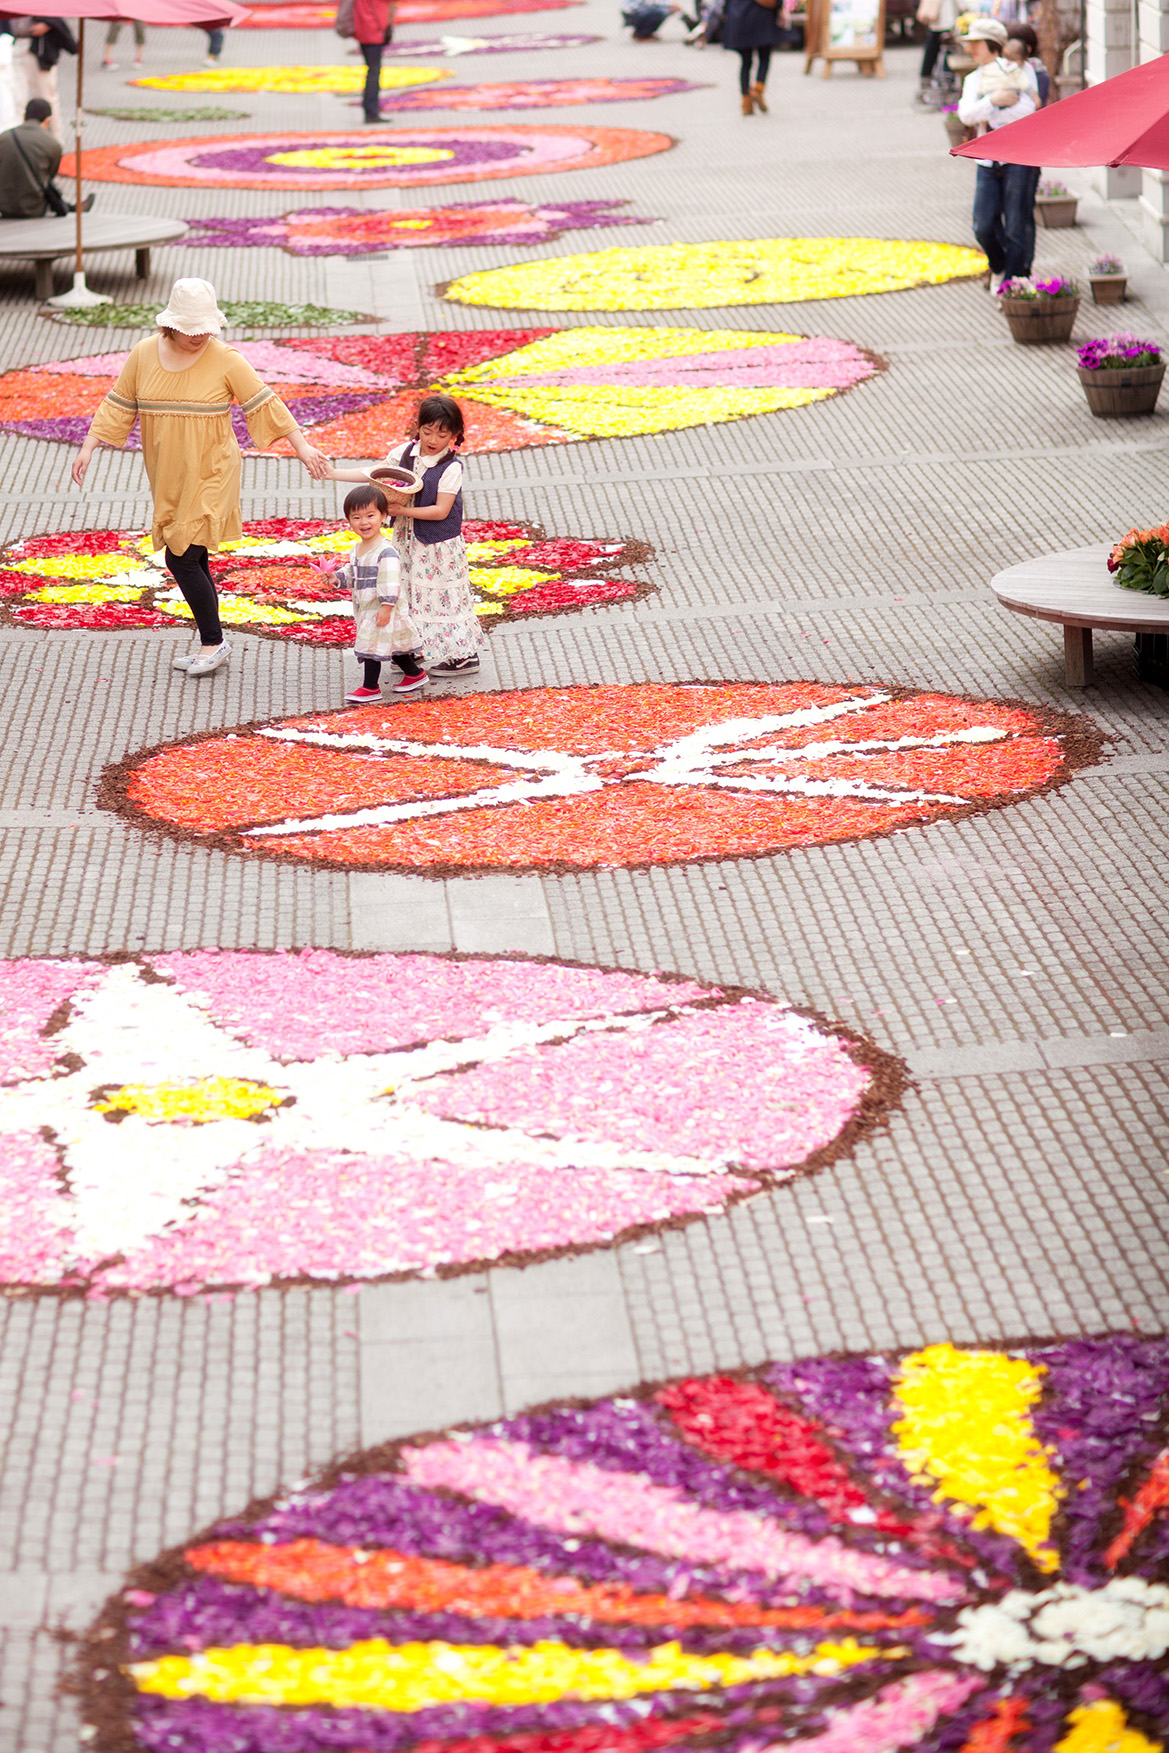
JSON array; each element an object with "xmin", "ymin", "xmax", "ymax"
[{"xmin": 314, "ymin": 483, "xmax": 427, "ymax": 703}]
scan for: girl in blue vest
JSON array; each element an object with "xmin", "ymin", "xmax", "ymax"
[
  {"xmin": 383, "ymin": 395, "xmax": 483, "ymax": 677},
  {"xmin": 326, "ymin": 394, "xmax": 482, "ymax": 679}
]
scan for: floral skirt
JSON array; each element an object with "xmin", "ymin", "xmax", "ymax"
[{"xmin": 395, "ymin": 525, "xmax": 483, "ymax": 666}]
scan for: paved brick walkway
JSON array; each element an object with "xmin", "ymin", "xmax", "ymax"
[{"xmin": 0, "ymin": 8, "xmax": 1167, "ymax": 1743}]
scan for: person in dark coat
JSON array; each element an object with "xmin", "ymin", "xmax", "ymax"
[
  {"xmin": 720, "ymin": 0, "xmax": 784, "ymax": 112},
  {"xmin": 0, "ymin": 96, "xmax": 60, "ymax": 216}
]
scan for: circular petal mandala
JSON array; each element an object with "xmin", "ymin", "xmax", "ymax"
[
  {"xmin": 78, "ymin": 1334, "xmax": 1169, "ymax": 1750},
  {"xmin": 107, "ymin": 682, "xmax": 1101, "ymax": 873},
  {"xmin": 133, "ymin": 63, "xmax": 450, "ymax": 93},
  {"xmin": 0, "ymin": 328, "xmax": 882, "ymax": 452},
  {"xmin": 0, "ymin": 950, "xmax": 893, "ymax": 1293},
  {"xmin": 183, "ymin": 198, "xmax": 652, "ymax": 256},
  {"xmin": 0, "ymin": 518, "xmax": 650, "ymax": 638},
  {"xmin": 442, "ymin": 236, "xmax": 987, "ymax": 311},
  {"xmin": 64, "ymin": 126, "xmax": 670, "ymax": 189},
  {"xmin": 239, "ymin": 0, "xmax": 580, "ymax": 22}
]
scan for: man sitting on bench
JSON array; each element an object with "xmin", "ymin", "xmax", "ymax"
[{"xmin": 0, "ymin": 97, "xmax": 91, "ymax": 217}]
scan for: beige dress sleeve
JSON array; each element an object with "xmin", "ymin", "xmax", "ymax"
[
  {"xmin": 224, "ymin": 350, "xmax": 298, "ymax": 451},
  {"xmin": 87, "ymin": 343, "xmax": 141, "ymax": 448}
]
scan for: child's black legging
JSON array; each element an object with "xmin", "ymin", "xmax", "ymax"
[
  {"xmin": 739, "ymin": 47, "xmax": 770, "ymax": 93},
  {"xmin": 165, "ymin": 544, "xmax": 222, "ymax": 646},
  {"xmin": 364, "ymin": 653, "xmax": 425, "ymax": 688}
]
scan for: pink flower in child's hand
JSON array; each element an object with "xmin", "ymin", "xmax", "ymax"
[{"xmin": 312, "ymin": 554, "xmax": 342, "ymax": 575}]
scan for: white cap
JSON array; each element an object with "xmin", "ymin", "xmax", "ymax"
[
  {"xmin": 963, "ymin": 17, "xmax": 1009, "ymax": 43},
  {"xmin": 155, "ymin": 277, "xmax": 227, "ymax": 336}
]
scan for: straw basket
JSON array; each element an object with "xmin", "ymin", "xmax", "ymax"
[{"xmin": 368, "ymin": 465, "xmax": 424, "ymax": 499}]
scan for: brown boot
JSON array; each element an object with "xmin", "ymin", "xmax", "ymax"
[
  {"xmin": 750, "ymin": 81, "xmax": 768, "ymax": 111},
  {"xmin": 741, "ymin": 90, "xmax": 754, "ymax": 114}
]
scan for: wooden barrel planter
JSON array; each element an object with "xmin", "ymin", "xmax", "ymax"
[
  {"xmin": 1000, "ymin": 294, "xmax": 1079, "ymax": 344},
  {"xmin": 1076, "ymin": 362, "xmax": 1165, "ymax": 417}
]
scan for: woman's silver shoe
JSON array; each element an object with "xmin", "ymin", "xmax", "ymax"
[
  {"xmin": 185, "ymin": 641, "xmax": 231, "ymax": 677},
  {"xmin": 172, "ymin": 652, "xmax": 197, "ymax": 670}
]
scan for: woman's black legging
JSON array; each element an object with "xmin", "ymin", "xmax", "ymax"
[
  {"xmin": 165, "ymin": 544, "xmax": 223, "ymax": 646},
  {"xmin": 739, "ymin": 47, "xmax": 771, "ymax": 94}
]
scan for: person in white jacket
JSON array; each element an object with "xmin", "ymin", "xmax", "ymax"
[{"xmin": 956, "ymin": 16, "xmax": 1039, "ymax": 290}]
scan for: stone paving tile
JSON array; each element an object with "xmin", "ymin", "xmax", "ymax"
[{"xmin": 0, "ymin": 9, "xmax": 1168, "ymax": 1743}]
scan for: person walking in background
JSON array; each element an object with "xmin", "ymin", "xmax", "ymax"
[
  {"xmin": 720, "ymin": 0, "xmax": 784, "ymax": 114},
  {"xmin": 3, "ymin": 14, "xmax": 75, "ymax": 138},
  {"xmin": 202, "ymin": 25, "xmax": 224, "ymax": 62},
  {"xmin": 914, "ymin": 0, "xmax": 957, "ymax": 106},
  {"xmin": 70, "ymin": 278, "xmax": 330, "ymax": 679},
  {"xmin": 956, "ymin": 16, "xmax": 1039, "ymax": 289},
  {"xmin": 103, "ymin": 19, "xmax": 145, "ymax": 69},
  {"xmin": 355, "ymin": 0, "xmax": 395, "ymax": 123}
]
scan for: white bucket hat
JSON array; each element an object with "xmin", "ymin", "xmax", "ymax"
[{"xmin": 155, "ymin": 278, "xmax": 227, "ymax": 336}]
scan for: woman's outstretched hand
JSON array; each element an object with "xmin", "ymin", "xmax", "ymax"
[
  {"xmin": 300, "ymin": 443, "xmax": 330, "ymax": 479},
  {"xmin": 71, "ymin": 443, "xmax": 95, "ymax": 487}
]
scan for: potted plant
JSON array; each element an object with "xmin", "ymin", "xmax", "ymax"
[
  {"xmin": 1035, "ymin": 179, "xmax": 1078, "ymax": 228},
  {"xmin": 1107, "ymin": 521, "xmax": 1169, "ymax": 683},
  {"xmin": 1077, "ymin": 334, "xmax": 1164, "ymax": 416},
  {"xmin": 996, "ymin": 276, "xmax": 1080, "ymax": 344},
  {"xmin": 1088, "ymin": 254, "xmax": 1127, "ymax": 304}
]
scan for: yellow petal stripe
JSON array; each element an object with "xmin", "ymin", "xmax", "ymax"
[
  {"xmin": 93, "ymin": 1077, "xmax": 285, "ymax": 1124},
  {"xmin": 468, "ymin": 566, "xmax": 559, "ymax": 598},
  {"xmin": 130, "ymin": 1635, "xmax": 889, "ymax": 1710},
  {"xmin": 446, "ymin": 327, "xmax": 804, "ymax": 383},
  {"xmin": 455, "ymin": 384, "xmax": 832, "ymax": 441},
  {"xmin": 892, "ymin": 1343, "xmax": 1061, "ymax": 1571},
  {"xmin": 1055, "ymin": 1700, "xmax": 1162, "ymax": 1753}
]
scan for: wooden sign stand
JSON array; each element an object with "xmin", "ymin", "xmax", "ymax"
[{"xmin": 804, "ymin": 0, "xmax": 886, "ymax": 76}]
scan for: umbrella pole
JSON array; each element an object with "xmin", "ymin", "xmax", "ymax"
[
  {"xmin": 74, "ymin": 16, "xmax": 83, "ymax": 275},
  {"xmin": 47, "ymin": 16, "xmax": 109, "ymax": 307}
]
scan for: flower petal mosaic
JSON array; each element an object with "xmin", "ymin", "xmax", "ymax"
[
  {"xmin": 76, "ymin": 1333, "xmax": 1169, "ymax": 1750},
  {"xmin": 63, "ymin": 126, "xmax": 671, "ymax": 190},
  {"xmin": 0, "ymin": 950, "xmax": 892, "ymax": 1294},
  {"xmin": 379, "ymin": 31, "xmax": 603, "ymax": 53},
  {"xmin": 442, "ymin": 236, "xmax": 987, "ymax": 311},
  {"xmin": 238, "ymin": 0, "xmax": 581, "ymax": 23},
  {"xmin": 108, "ymin": 683, "xmax": 1098, "ymax": 873},
  {"xmin": 0, "ymin": 328, "xmax": 881, "ymax": 453},
  {"xmin": 0, "ymin": 518, "xmax": 651, "ymax": 637},
  {"xmin": 137, "ymin": 68, "xmax": 699, "ymax": 110},
  {"xmin": 183, "ymin": 199, "xmax": 652, "ymax": 256},
  {"xmin": 133, "ymin": 64, "xmax": 452, "ymax": 94}
]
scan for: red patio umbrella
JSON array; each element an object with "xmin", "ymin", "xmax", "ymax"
[
  {"xmin": 1, "ymin": 0, "xmax": 249, "ymax": 303},
  {"xmin": 951, "ymin": 52, "xmax": 1169, "ymax": 170}
]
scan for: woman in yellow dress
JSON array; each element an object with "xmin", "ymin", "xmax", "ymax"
[{"xmin": 70, "ymin": 278, "xmax": 330, "ymax": 677}]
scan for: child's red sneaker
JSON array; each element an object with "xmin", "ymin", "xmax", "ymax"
[
  {"xmin": 344, "ymin": 684, "xmax": 382, "ymax": 704},
  {"xmin": 391, "ymin": 670, "xmax": 428, "ymax": 694}
]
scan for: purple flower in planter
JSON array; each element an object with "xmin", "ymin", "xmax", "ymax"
[{"xmin": 1077, "ymin": 332, "xmax": 1162, "ymax": 370}]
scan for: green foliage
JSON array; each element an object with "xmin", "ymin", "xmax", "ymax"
[
  {"xmin": 86, "ymin": 106, "xmax": 251, "ymax": 122},
  {"xmin": 45, "ymin": 301, "xmax": 375, "ymax": 330}
]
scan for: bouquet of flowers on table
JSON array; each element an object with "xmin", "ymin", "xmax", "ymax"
[
  {"xmin": 1078, "ymin": 333, "xmax": 1162, "ymax": 370},
  {"xmin": 1108, "ymin": 521, "xmax": 1169, "ymax": 596}
]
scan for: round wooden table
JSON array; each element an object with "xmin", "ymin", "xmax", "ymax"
[{"xmin": 991, "ymin": 543, "xmax": 1169, "ymax": 686}]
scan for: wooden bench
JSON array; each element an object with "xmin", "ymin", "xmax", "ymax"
[
  {"xmin": 0, "ymin": 214, "xmax": 188, "ymax": 300},
  {"xmin": 991, "ymin": 543, "xmax": 1169, "ymax": 686}
]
